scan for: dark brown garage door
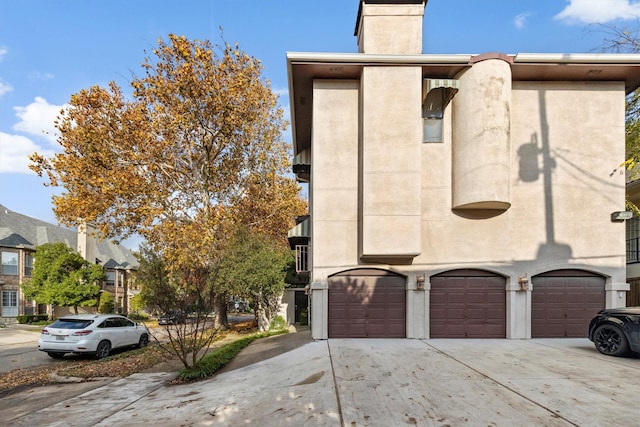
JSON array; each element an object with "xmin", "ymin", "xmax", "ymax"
[
  {"xmin": 531, "ymin": 269, "xmax": 605, "ymax": 338},
  {"xmin": 328, "ymin": 269, "xmax": 405, "ymax": 338},
  {"xmin": 430, "ymin": 269, "xmax": 506, "ymax": 338}
]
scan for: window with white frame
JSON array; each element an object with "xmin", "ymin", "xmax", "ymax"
[
  {"xmin": 105, "ymin": 270, "xmax": 115, "ymax": 286},
  {"xmin": 1, "ymin": 290, "xmax": 18, "ymax": 317},
  {"xmin": 24, "ymin": 252, "xmax": 34, "ymax": 276},
  {"xmin": 1, "ymin": 251, "xmax": 18, "ymax": 275}
]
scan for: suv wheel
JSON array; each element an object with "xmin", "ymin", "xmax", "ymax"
[
  {"xmin": 594, "ymin": 324, "xmax": 629, "ymax": 357},
  {"xmin": 95, "ymin": 340, "xmax": 112, "ymax": 359}
]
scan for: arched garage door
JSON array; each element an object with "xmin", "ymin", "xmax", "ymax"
[
  {"xmin": 328, "ymin": 269, "xmax": 406, "ymax": 338},
  {"xmin": 531, "ymin": 269, "xmax": 605, "ymax": 338},
  {"xmin": 430, "ymin": 269, "xmax": 506, "ymax": 338}
]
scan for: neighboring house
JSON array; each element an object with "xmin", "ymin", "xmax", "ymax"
[
  {"xmin": 286, "ymin": 0, "xmax": 640, "ymax": 339},
  {"xmin": 0, "ymin": 204, "xmax": 139, "ymax": 321}
]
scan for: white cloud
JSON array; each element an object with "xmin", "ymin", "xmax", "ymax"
[
  {"xmin": 0, "ymin": 46, "xmax": 12, "ymax": 98},
  {"xmin": 514, "ymin": 12, "xmax": 531, "ymax": 29},
  {"xmin": 555, "ymin": 0, "xmax": 640, "ymax": 24},
  {"xmin": 28, "ymin": 71, "xmax": 55, "ymax": 82},
  {"xmin": 12, "ymin": 97, "xmax": 67, "ymax": 145},
  {"xmin": 0, "ymin": 132, "xmax": 55, "ymax": 174},
  {"xmin": 0, "ymin": 79, "xmax": 13, "ymax": 97}
]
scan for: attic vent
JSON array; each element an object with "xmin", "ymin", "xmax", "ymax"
[{"xmin": 422, "ymin": 79, "xmax": 459, "ymax": 143}]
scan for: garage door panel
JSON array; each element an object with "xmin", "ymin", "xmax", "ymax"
[
  {"xmin": 430, "ymin": 271, "xmax": 506, "ymax": 338},
  {"xmin": 386, "ymin": 308, "xmax": 405, "ymax": 318},
  {"xmin": 346, "ymin": 293, "xmax": 367, "ymax": 304},
  {"xmin": 328, "ymin": 270, "xmax": 406, "ymax": 338},
  {"xmin": 446, "ymin": 308, "xmax": 465, "ymax": 318},
  {"xmin": 532, "ymin": 270, "xmax": 604, "ymax": 338},
  {"xmin": 446, "ymin": 292, "xmax": 466, "ymax": 304}
]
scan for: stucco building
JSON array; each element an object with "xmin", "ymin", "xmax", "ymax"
[{"xmin": 286, "ymin": 0, "xmax": 640, "ymax": 339}]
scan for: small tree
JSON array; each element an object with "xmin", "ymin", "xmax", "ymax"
[
  {"xmin": 98, "ymin": 291, "xmax": 115, "ymax": 313},
  {"xmin": 135, "ymin": 244, "xmax": 218, "ymax": 368},
  {"xmin": 218, "ymin": 229, "xmax": 291, "ymax": 331},
  {"xmin": 22, "ymin": 242, "xmax": 104, "ymax": 316},
  {"xmin": 129, "ymin": 293, "xmax": 145, "ymax": 314}
]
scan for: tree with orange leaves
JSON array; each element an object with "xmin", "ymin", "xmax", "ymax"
[{"xmin": 30, "ymin": 34, "xmax": 306, "ymax": 359}]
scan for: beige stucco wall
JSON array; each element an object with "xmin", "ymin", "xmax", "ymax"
[
  {"xmin": 421, "ymin": 80, "xmax": 628, "ymax": 282},
  {"xmin": 311, "ymin": 80, "xmax": 360, "ymax": 279},
  {"xmin": 308, "ymin": 75, "xmax": 629, "ymax": 339},
  {"xmin": 361, "ymin": 66, "xmax": 422, "ymax": 259},
  {"xmin": 356, "ymin": 3, "xmax": 425, "ymax": 54}
]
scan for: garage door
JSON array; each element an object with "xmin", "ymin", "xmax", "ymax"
[
  {"xmin": 430, "ymin": 269, "xmax": 506, "ymax": 338},
  {"xmin": 328, "ymin": 269, "xmax": 405, "ymax": 338},
  {"xmin": 531, "ymin": 269, "xmax": 605, "ymax": 338}
]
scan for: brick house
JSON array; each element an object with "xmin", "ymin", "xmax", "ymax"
[{"xmin": 0, "ymin": 204, "xmax": 138, "ymax": 321}]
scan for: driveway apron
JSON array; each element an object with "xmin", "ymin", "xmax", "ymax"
[{"xmin": 6, "ymin": 337, "xmax": 640, "ymax": 426}]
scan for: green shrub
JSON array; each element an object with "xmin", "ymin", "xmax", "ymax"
[
  {"xmin": 16, "ymin": 314, "xmax": 50, "ymax": 324},
  {"xmin": 98, "ymin": 291, "xmax": 114, "ymax": 313},
  {"xmin": 127, "ymin": 312, "xmax": 150, "ymax": 321},
  {"xmin": 269, "ymin": 315, "xmax": 286, "ymax": 331},
  {"xmin": 178, "ymin": 329, "xmax": 288, "ymax": 381},
  {"xmin": 299, "ymin": 309, "xmax": 308, "ymax": 326}
]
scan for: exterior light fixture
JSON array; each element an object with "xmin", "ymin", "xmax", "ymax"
[
  {"xmin": 611, "ymin": 211, "xmax": 633, "ymax": 222},
  {"xmin": 416, "ymin": 274, "xmax": 425, "ymax": 290},
  {"xmin": 518, "ymin": 275, "xmax": 529, "ymax": 291}
]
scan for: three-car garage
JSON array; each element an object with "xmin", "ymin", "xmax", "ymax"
[{"xmin": 325, "ymin": 268, "xmax": 606, "ymax": 339}]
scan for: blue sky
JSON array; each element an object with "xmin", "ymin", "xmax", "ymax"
[{"xmin": 1, "ymin": 0, "xmax": 639, "ymax": 249}]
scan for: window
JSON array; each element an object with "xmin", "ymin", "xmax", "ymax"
[
  {"xmin": 105, "ymin": 271, "xmax": 115, "ymax": 286},
  {"xmin": 50, "ymin": 318, "xmax": 94, "ymax": 329},
  {"xmin": 1, "ymin": 290, "xmax": 18, "ymax": 317},
  {"xmin": 422, "ymin": 79, "xmax": 458, "ymax": 143},
  {"xmin": 1, "ymin": 251, "xmax": 18, "ymax": 275},
  {"xmin": 24, "ymin": 253, "xmax": 34, "ymax": 276},
  {"xmin": 627, "ymin": 216, "xmax": 640, "ymax": 263}
]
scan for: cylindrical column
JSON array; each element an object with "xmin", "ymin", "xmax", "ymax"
[{"xmin": 452, "ymin": 54, "xmax": 512, "ymax": 210}]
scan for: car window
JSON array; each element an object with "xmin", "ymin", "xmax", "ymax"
[
  {"xmin": 119, "ymin": 318, "xmax": 135, "ymax": 327},
  {"xmin": 99, "ymin": 318, "xmax": 119, "ymax": 328},
  {"xmin": 50, "ymin": 319, "xmax": 94, "ymax": 329}
]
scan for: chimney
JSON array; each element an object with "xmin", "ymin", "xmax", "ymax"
[
  {"xmin": 77, "ymin": 222, "xmax": 98, "ymax": 264},
  {"xmin": 354, "ymin": 0, "xmax": 427, "ymax": 54}
]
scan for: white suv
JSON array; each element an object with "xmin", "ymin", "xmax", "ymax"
[{"xmin": 38, "ymin": 314, "xmax": 149, "ymax": 359}]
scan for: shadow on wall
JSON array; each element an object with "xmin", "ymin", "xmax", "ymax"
[{"xmin": 327, "ymin": 269, "xmax": 405, "ymax": 338}]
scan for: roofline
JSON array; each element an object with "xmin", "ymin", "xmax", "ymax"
[
  {"xmin": 286, "ymin": 52, "xmax": 474, "ymax": 64},
  {"xmin": 287, "ymin": 51, "xmax": 640, "ymax": 158},
  {"xmin": 287, "ymin": 51, "xmax": 640, "ymax": 65}
]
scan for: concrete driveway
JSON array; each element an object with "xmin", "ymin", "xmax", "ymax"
[{"xmin": 7, "ymin": 335, "xmax": 640, "ymax": 426}]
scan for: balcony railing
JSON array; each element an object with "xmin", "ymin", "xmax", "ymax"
[{"xmin": 295, "ymin": 245, "xmax": 309, "ymax": 273}]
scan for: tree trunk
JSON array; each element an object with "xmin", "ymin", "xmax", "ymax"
[
  {"xmin": 214, "ymin": 297, "xmax": 228, "ymax": 329},
  {"xmin": 256, "ymin": 298, "xmax": 270, "ymax": 332}
]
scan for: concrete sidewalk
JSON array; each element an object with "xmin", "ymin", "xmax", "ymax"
[
  {"xmin": 6, "ymin": 333, "xmax": 640, "ymax": 426},
  {"xmin": 0, "ymin": 324, "xmax": 41, "ymax": 346}
]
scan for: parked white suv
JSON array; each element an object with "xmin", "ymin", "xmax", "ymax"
[{"xmin": 38, "ymin": 314, "xmax": 149, "ymax": 359}]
